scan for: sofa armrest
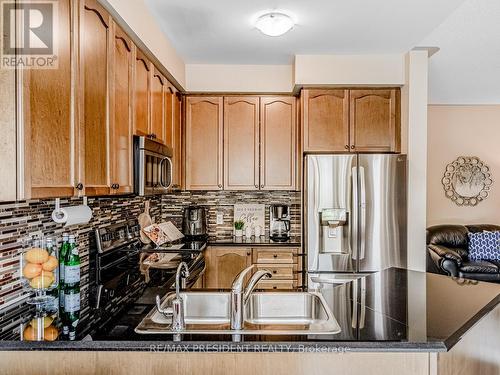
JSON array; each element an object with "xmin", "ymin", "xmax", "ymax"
[{"xmin": 427, "ymin": 244, "xmax": 464, "ymax": 276}]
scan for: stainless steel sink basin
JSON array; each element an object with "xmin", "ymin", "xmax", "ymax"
[
  {"xmin": 136, "ymin": 291, "xmax": 341, "ymax": 335},
  {"xmin": 150, "ymin": 291, "xmax": 230, "ymax": 326}
]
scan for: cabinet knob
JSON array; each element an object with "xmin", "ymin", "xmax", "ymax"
[
  {"xmin": 273, "ymin": 254, "xmax": 278, "ymax": 258},
  {"xmin": 272, "ymin": 270, "xmax": 277, "ymax": 274},
  {"xmin": 112, "ymin": 183, "xmax": 120, "ymax": 190},
  {"xmin": 255, "ymin": 184, "xmax": 258, "ymax": 188},
  {"xmin": 345, "ymin": 145, "xmax": 349, "ymax": 150},
  {"xmin": 350, "ymin": 145, "xmax": 355, "ymax": 149},
  {"xmin": 218, "ymin": 184, "xmax": 223, "ymax": 189},
  {"xmin": 76, "ymin": 183, "xmax": 83, "ymax": 190},
  {"xmin": 273, "ymin": 286, "xmax": 277, "ymax": 290},
  {"xmin": 246, "ymin": 252, "xmax": 251, "ymax": 256},
  {"xmin": 260, "ymin": 184, "xmax": 264, "ymax": 188}
]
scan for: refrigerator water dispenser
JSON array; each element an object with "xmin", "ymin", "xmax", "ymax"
[{"xmin": 319, "ymin": 208, "xmax": 347, "ymax": 254}]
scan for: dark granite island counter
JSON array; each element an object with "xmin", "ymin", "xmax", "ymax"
[{"xmin": 1, "ymin": 268, "xmax": 499, "ymax": 375}]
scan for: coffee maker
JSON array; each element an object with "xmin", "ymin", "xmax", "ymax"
[
  {"xmin": 182, "ymin": 206, "xmax": 207, "ymax": 238},
  {"xmin": 270, "ymin": 205, "xmax": 291, "ymax": 241}
]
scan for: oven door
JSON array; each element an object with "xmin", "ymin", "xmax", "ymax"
[{"xmin": 138, "ymin": 149, "xmax": 172, "ymax": 196}]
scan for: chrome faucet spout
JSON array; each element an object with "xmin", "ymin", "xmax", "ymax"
[
  {"xmin": 230, "ymin": 265, "xmax": 272, "ymax": 330},
  {"xmin": 176, "ymin": 262, "xmax": 190, "ymax": 298},
  {"xmin": 170, "ymin": 262, "xmax": 190, "ymax": 332},
  {"xmin": 243, "ymin": 270, "xmax": 272, "ymax": 303}
]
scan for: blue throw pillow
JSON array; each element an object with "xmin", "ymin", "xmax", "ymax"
[{"xmin": 468, "ymin": 231, "xmax": 500, "ymax": 261}]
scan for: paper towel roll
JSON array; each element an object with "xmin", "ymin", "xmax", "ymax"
[{"xmin": 51, "ymin": 205, "xmax": 93, "ymax": 227}]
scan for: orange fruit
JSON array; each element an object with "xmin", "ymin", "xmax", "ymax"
[
  {"xmin": 22, "ymin": 263, "xmax": 42, "ymax": 279},
  {"xmin": 25, "ymin": 248, "xmax": 49, "ymax": 264},
  {"xmin": 23, "ymin": 325, "xmax": 39, "ymax": 341},
  {"xmin": 43, "ymin": 325, "xmax": 59, "ymax": 341},
  {"xmin": 42, "ymin": 256, "xmax": 58, "ymax": 271},
  {"xmin": 29, "ymin": 275, "xmax": 53, "ymax": 289}
]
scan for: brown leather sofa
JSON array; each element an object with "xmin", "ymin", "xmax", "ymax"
[{"xmin": 426, "ymin": 224, "xmax": 500, "ymax": 282}]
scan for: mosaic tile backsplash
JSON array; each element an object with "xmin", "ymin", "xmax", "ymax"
[
  {"xmin": 0, "ymin": 195, "xmax": 162, "ymax": 339},
  {"xmin": 161, "ymin": 190, "xmax": 301, "ymax": 239},
  {"xmin": 0, "ymin": 190, "xmax": 301, "ymax": 339}
]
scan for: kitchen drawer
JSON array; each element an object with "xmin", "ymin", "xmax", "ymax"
[
  {"xmin": 256, "ymin": 280, "xmax": 297, "ymax": 290},
  {"xmin": 255, "ymin": 264, "xmax": 298, "ymax": 280},
  {"xmin": 253, "ymin": 248, "xmax": 299, "ymax": 264}
]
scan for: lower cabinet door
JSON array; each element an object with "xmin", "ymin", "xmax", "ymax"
[{"xmin": 204, "ymin": 247, "xmax": 252, "ymax": 289}]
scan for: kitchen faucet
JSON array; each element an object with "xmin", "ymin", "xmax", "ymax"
[
  {"xmin": 230, "ymin": 265, "xmax": 272, "ymax": 330},
  {"xmin": 156, "ymin": 262, "xmax": 190, "ymax": 332}
]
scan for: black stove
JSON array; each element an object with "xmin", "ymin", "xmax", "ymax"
[{"xmin": 90, "ymin": 220, "xmax": 144, "ymax": 317}]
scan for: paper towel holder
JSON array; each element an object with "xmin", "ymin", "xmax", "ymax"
[{"xmin": 53, "ymin": 198, "xmax": 63, "ymax": 220}]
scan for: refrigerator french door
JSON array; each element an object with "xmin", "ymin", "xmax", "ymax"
[{"xmin": 305, "ymin": 154, "xmax": 407, "ymax": 273}]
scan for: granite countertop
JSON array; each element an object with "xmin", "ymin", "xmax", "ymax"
[
  {"xmin": 2, "ymin": 268, "xmax": 499, "ymax": 352},
  {"xmin": 207, "ymin": 236, "xmax": 301, "ymax": 247}
]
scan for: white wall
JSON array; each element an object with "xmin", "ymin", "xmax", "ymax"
[
  {"xmin": 104, "ymin": 0, "xmax": 186, "ymax": 88},
  {"xmin": 404, "ymin": 50, "xmax": 429, "ymax": 272},
  {"xmin": 294, "ymin": 54, "xmax": 405, "ymax": 86},
  {"xmin": 427, "ymin": 105, "xmax": 500, "ymax": 226},
  {"xmin": 185, "ymin": 64, "xmax": 293, "ymax": 93}
]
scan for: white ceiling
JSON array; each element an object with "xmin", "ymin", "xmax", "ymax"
[
  {"xmin": 145, "ymin": 0, "xmax": 464, "ymax": 64},
  {"xmin": 419, "ymin": 0, "xmax": 500, "ymax": 104}
]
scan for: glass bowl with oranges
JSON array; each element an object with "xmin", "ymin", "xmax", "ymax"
[{"xmin": 21, "ymin": 236, "xmax": 59, "ymax": 303}]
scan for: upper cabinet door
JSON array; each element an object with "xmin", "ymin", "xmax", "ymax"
[
  {"xmin": 260, "ymin": 97, "xmax": 296, "ymax": 191},
  {"xmin": 302, "ymin": 89, "xmax": 349, "ymax": 152},
  {"xmin": 172, "ymin": 92, "xmax": 183, "ymax": 190},
  {"xmin": 185, "ymin": 97, "xmax": 223, "ymax": 190},
  {"xmin": 80, "ymin": 0, "xmax": 111, "ymax": 196},
  {"xmin": 134, "ymin": 50, "xmax": 150, "ymax": 137},
  {"xmin": 150, "ymin": 68, "xmax": 166, "ymax": 144},
  {"xmin": 109, "ymin": 23, "xmax": 133, "ymax": 194},
  {"xmin": 349, "ymin": 89, "xmax": 400, "ymax": 153},
  {"xmin": 23, "ymin": 0, "xmax": 75, "ymax": 199},
  {"xmin": 164, "ymin": 85, "xmax": 175, "ymax": 148},
  {"xmin": 223, "ymin": 97, "xmax": 259, "ymax": 190}
]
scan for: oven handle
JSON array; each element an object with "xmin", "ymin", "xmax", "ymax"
[{"xmin": 159, "ymin": 157, "xmax": 173, "ymax": 190}]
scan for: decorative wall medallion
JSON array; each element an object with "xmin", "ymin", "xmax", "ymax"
[{"xmin": 442, "ymin": 156, "xmax": 493, "ymax": 206}]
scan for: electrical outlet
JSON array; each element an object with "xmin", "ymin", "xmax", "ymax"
[{"xmin": 216, "ymin": 211, "xmax": 224, "ymax": 225}]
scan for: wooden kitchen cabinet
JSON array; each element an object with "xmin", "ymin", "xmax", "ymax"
[
  {"xmin": 260, "ymin": 97, "xmax": 296, "ymax": 190},
  {"xmin": 301, "ymin": 89, "xmax": 349, "ymax": 152},
  {"xmin": 204, "ymin": 247, "xmax": 253, "ymax": 289},
  {"xmin": 301, "ymin": 88, "xmax": 401, "ymax": 153},
  {"xmin": 109, "ymin": 23, "xmax": 134, "ymax": 194},
  {"xmin": 164, "ymin": 85, "xmax": 175, "ymax": 148},
  {"xmin": 150, "ymin": 68, "xmax": 167, "ymax": 144},
  {"xmin": 185, "ymin": 97, "xmax": 224, "ymax": 190},
  {"xmin": 223, "ymin": 97, "xmax": 260, "ymax": 190},
  {"xmin": 349, "ymin": 89, "xmax": 400, "ymax": 152},
  {"xmin": 79, "ymin": 0, "xmax": 112, "ymax": 196},
  {"xmin": 133, "ymin": 49, "xmax": 151, "ymax": 137},
  {"xmin": 171, "ymin": 92, "xmax": 183, "ymax": 190},
  {"xmin": 22, "ymin": 0, "xmax": 76, "ymax": 198}
]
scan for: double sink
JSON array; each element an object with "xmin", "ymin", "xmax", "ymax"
[{"xmin": 135, "ymin": 291, "xmax": 341, "ymax": 336}]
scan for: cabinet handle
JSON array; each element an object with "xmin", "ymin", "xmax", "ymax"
[
  {"xmin": 345, "ymin": 145, "xmax": 349, "ymax": 150},
  {"xmin": 350, "ymin": 145, "xmax": 355, "ymax": 149},
  {"xmin": 76, "ymin": 183, "xmax": 83, "ymax": 190}
]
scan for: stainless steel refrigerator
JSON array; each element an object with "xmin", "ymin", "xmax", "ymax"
[{"xmin": 305, "ymin": 154, "xmax": 407, "ymax": 277}]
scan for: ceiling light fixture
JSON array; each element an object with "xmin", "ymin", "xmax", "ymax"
[{"xmin": 254, "ymin": 12, "xmax": 294, "ymax": 37}]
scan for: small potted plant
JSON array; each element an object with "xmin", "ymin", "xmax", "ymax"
[{"xmin": 234, "ymin": 221, "xmax": 245, "ymax": 237}]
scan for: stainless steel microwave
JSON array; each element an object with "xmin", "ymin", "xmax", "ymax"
[{"xmin": 134, "ymin": 136, "xmax": 173, "ymax": 195}]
